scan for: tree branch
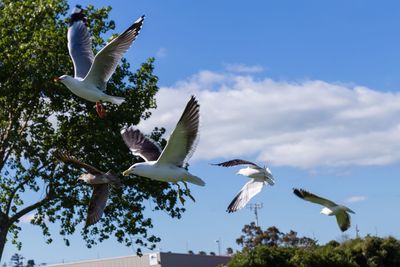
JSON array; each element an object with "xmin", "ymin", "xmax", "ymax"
[
  {"xmin": 8, "ymin": 182, "xmax": 54, "ymax": 224},
  {"xmin": 4, "ymin": 163, "xmax": 50, "ymax": 216}
]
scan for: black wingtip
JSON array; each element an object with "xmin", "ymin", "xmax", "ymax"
[
  {"xmin": 70, "ymin": 5, "xmax": 87, "ymax": 26},
  {"xmin": 293, "ymin": 188, "xmax": 304, "ymax": 199}
]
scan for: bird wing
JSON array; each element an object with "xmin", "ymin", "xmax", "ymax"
[
  {"xmin": 84, "ymin": 16, "xmax": 145, "ymax": 90},
  {"xmin": 335, "ymin": 210, "xmax": 351, "ymax": 232},
  {"xmin": 86, "ymin": 184, "xmax": 109, "ymax": 226},
  {"xmin": 156, "ymin": 96, "xmax": 200, "ymax": 167},
  {"xmin": 293, "ymin": 188, "xmax": 338, "ymax": 208},
  {"xmin": 54, "ymin": 151, "xmax": 103, "ymax": 175},
  {"xmin": 120, "ymin": 126, "xmax": 162, "ymax": 162},
  {"xmin": 67, "ymin": 7, "xmax": 94, "ymax": 79},
  {"xmin": 227, "ymin": 179, "xmax": 264, "ymax": 213},
  {"xmin": 212, "ymin": 159, "xmax": 259, "ymax": 168}
]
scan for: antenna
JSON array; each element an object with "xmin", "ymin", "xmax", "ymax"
[
  {"xmin": 355, "ymin": 224, "xmax": 360, "ymax": 239},
  {"xmin": 246, "ymin": 203, "xmax": 263, "ymax": 226}
]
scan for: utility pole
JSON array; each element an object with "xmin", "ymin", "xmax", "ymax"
[
  {"xmin": 215, "ymin": 239, "xmax": 221, "ymax": 256},
  {"xmin": 246, "ymin": 203, "xmax": 263, "ymax": 226}
]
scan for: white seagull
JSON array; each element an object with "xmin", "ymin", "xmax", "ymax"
[
  {"xmin": 55, "ymin": 5, "xmax": 144, "ymax": 118},
  {"xmin": 293, "ymin": 188, "xmax": 355, "ymax": 232},
  {"xmin": 212, "ymin": 159, "xmax": 275, "ymax": 212},
  {"xmin": 121, "ymin": 96, "xmax": 205, "ymax": 187},
  {"xmin": 54, "ymin": 151, "xmax": 121, "ymax": 226}
]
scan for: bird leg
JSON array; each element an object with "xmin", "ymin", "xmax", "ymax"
[{"xmin": 95, "ymin": 102, "xmax": 107, "ymax": 118}]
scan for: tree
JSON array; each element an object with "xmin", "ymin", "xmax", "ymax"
[
  {"xmin": 198, "ymin": 251, "xmax": 207, "ymax": 255},
  {"xmin": 27, "ymin": 260, "xmax": 35, "ymax": 267},
  {"xmin": 226, "ymin": 247, "xmax": 234, "ymax": 255},
  {"xmin": 0, "ymin": 0, "xmax": 192, "ymax": 261},
  {"xmin": 236, "ymin": 223, "xmax": 284, "ymax": 248},
  {"xmin": 236, "ymin": 223, "xmax": 316, "ymax": 250},
  {"xmin": 10, "ymin": 254, "xmax": 23, "ymax": 267}
]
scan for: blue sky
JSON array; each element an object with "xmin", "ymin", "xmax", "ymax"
[{"xmin": 3, "ymin": 0, "xmax": 400, "ymax": 265}]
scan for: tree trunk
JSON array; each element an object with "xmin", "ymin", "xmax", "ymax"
[{"xmin": 0, "ymin": 215, "xmax": 9, "ymax": 263}]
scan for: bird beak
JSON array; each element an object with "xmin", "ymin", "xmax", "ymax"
[
  {"xmin": 122, "ymin": 169, "xmax": 130, "ymax": 176},
  {"xmin": 53, "ymin": 76, "xmax": 60, "ymax": 82}
]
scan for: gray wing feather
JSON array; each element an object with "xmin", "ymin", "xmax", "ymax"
[
  {"xmin": 54, "ymin": 151, "xmax": 103, "ymax": 175},
  {"xmin": 120, "ymin": 126, "xmax": 162, "ymax": 162},
  {"xmin": 157, "ymin": 96, "xmax": 200, "ymax": 167},
  {"xmin": 212, "ymin": 159, "xmax": 259, "ymax": 168},
  {"xmin": 86, "ymin": 184, "xmax": 109, "ymax": 226},
  {"xmin": 293, "ymin": 188, "xmax": 338, "ymax": 208},
  {"xmin": 84, "ymin": 16, "xmax": 145, "ymax": 90},
  {"xmin": 68, "ymin": 10, "xmax": 94, "ymax": 78},
  {"xmin": 227, "ymin": 180, "xmax": 264, "ymax": 213},
  {"xmin": 335, "ymin": 210, "xmax": 351, "ymax": 232}
]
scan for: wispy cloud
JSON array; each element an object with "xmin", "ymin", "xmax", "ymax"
[
  {"xmin": 345, "ymin": 196, "xmax": 367, "ymax": 203},
  {"xmin": 20, "ymin": 213, "xmax": 46, "ymax": 223},
  {"xmin": 156, "ymin": 47, "xmax": 167, "ymax": 58},
  {"xmin": 20, "ymin": 213, "xmax": 36, "ymax": 223},
  {"xmin": 139, "ymin": 70, "xmax": 400, "ymax": 169},
  {"xmin": 225, "ymin": 63, "xmax": 264, "ymax": 73}
]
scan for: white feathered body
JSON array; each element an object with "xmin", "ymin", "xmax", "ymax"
[
  {"xmin": 129, "ymin": 162, "xmax": 205, "ymax": 186},
  {"xmin": 60, "ymin": 76, "xmax": 124, "ymax": 105},
  {"xmin": 237, "ymin": 166, "xmax": 275, "ymax": 185},
  {"xmin": 320, "ymin": 205, "xmax": 351, "ymax": 216},
  {"xmin": 79, "ymin": 171, "xmax": 121, "ymax": 185}
]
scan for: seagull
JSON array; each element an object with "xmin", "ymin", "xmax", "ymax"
[
  {"xmin": 293, "ymin": 188, "xmax": 355, "ymax": 232},
  {"xmin": 121, "ymin": 96, "xmax": 205, "ymax": 187},
  {"xmin": 54, "ymin": 5, "xmax": 145, "ymax": 118},
  {"xmin": 211, "ymin": 159, "xmax": 275, "ymax": 212},
  {"xmin": 54, "ymin": 151, "xmax": 121, "ymax": 226}
]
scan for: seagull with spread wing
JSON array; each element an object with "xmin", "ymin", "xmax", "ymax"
[
  {"xmin": 54, "ymin": 151, "xmax": 121, "ymax": 226},
  {"xmin": 54, "ymin": 5, "xmax": 144, "ymax": 118},
  {"xmin": 121, "ymin": 96, "xmax": 205, "ymax": 187},
  {"xmin": 293, "ymin": 188, "xmax": 355, "ymax": 232},
  {"xmin": 211, "ymin": 159, "xmax": 275, "ymax": 212}
]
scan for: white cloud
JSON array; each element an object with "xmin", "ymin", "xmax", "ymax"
[
  {"xmin": 156, "ymin": 47, "xmax": 167, "ymax": 58},
  {"xmin": 345, "ymin": 196, "xmax": 367, "ymax": 203},
  {"xmin": 139, "ymin": 70, "xmax": 400, "ymax": 169},
  {"xmin": 225, "ymin": 63, "xmax": 264, "ymax": 73},
  {"xmin": 20, "ymin": 213, "xmax": 37, "ymax": 223}
]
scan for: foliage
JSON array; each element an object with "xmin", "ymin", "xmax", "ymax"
[
  {"xmin": 10, "ymin": 254, "xmax": 23, "ymax": 267},
  {"xmin": 236, "ymin": 222, "xmax": 316, "ymax": 249},
  {"xmin": 0, "ymin": 0, "xmax": 192, "ymax": 260},
  {"xmin": 229, "ymin": 224, "xmax": 400, "ymax": 267}
]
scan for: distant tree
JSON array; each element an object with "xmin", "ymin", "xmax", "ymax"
[
  {"xmin": 10, "ymin": 254, "xmax": 23, "ymax": 267},
  {"xmin": 209, "ymin": 252, "xmax": 216, "ymax": 256},
  {"xmin": 187, "ymin": 250, "xmax": 194, "ymax": 255},
  {"xmin": 26, "ymin": 260, "xmax": 35, "ymax": 267},
  {"xmin": 226, "ymin": 247, "xmax": 234, "ymax": 255},
  {"xmin": 0, "ymin": 0, "xmax": 192, "ymax": 261},
  {"xmin": 198, "ymin": 251, "xmax": 207, "ymax": 255},
  {"xmin": 236, "ymin": 223, "xmax": 316, "ymax": 250},
  {"xmin": 228, "ymin": 232, "xmax": 400, "ymax": 267}
]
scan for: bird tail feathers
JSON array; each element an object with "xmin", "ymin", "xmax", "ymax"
[
  {"xmin": 185, "ymin": 174, "xmax": 205, "ymax": 186},
  {"xmin": 106, "ymin": 95, "xmax": 125, "ymax": 105}
]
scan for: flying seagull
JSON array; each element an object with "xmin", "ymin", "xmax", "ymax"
[
  {"xmin": 293, "ymin": 188, "xmax": 355, "ymax": 232},
  {"xmin": 211, "ymin": 159, "xmax": 275, "ymax": 212},
  {"xmin": 54, "ymin": 5, "xmax": 145, "ymax": 118},
  {"xmin": 121, "ymin": 96, "xmax": 205, "ymax": 187},
  {"xmin": 54, "ymin": 151, "xmax": 121, "ymax": 226}
]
